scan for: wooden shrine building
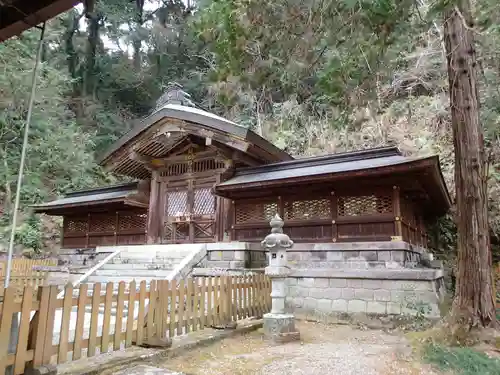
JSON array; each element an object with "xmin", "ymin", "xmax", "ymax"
[{"xmin": 32, "ymin": 92, "xmax": 451, "ymax": 249}]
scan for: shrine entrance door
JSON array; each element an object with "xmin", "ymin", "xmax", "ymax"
[{"xmin": 162, "ymin": 177, "xmax": 217, "ymax": 243}]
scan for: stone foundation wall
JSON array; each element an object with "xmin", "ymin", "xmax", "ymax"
[
  {"xmin": 205, "ymin": 242, "xmax": 267, "ymax": 269},
  {"xmin": 191, "ymin": 267, "xmax": 265, "ymax": 277},
  {"xmin": 287, "ymin": 242, "xmax": 425, "ymax": 269},
  {"xmin": 284, "ymin": 269, "xmax": 445, "ymax": 318}
]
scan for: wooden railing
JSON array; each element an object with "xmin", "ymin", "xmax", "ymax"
[{"xmin": 0, "ymin": 274, "xmax": 271, "ymax": 374}]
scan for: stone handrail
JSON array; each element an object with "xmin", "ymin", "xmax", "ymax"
[{"xmin": 56, "ymin": 247, "xmax": 122, "ymax": 299}]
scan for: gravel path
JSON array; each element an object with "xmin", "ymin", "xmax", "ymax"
[{"xmin": 144, "ymin": 321, "xmax": 441, "ymax": 375}]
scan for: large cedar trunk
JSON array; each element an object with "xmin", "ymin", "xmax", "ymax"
[{"xmin": 443, "ymin": 1, "xmax": 496, "ymax": 327}]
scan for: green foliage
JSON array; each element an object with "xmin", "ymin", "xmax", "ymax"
[
  {"xmin": 1, "ymin": 0, "xmax": 500, "ymax": 257},
  {"xmin": 423, "ymin": 343, "xmax": 500, "ymax": 375},
  {"xmin": 14, "ymin": 216, "xmax": 43, "ymax": 252}
]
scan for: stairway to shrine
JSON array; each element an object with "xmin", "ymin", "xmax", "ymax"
[
  {"xmin": 84, "ymin": 244, "xmax": 207, "ymax": 290},
  {"xmin": 50, "ymin": 244, "xmax": 208, "ymax": 343}
]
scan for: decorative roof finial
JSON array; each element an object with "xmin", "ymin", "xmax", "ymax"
[
  {"xmin": 261, "ymin": 214, "xmax": 293, "ymax": 249},
  {"xmin": 155, "ymin": 82, "xmax": 195, "ymax": 110}
]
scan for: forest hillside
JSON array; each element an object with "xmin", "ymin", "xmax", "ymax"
[{"xmin": 0, "ymin": 0, "xmax": 499, "ymax": 261}]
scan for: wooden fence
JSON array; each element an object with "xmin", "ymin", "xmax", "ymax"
[
  {"xmin": 0, "ymin": 274, "xmax": 271, "ymax": 374},
  {"xmin": 0, "ymin": 258, "xmax": 57, "ymax": 277},
  {"xmin": 0, "ymin": 259, "xmax": 56, "ymax": 298}
]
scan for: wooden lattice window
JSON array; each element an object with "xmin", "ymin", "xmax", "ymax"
[
  {"xmin": 162, "ymin": 162, "xmax": 189, "ymax": 177},
  {"xmin": 65, "ymin": 217, "xmax": 87, "ymax": 234},
  {"xmin": 235, "ymin": 201, "xmax": 278, "ymax": 224},
  {"xmin": 284, "ymin": 198, "xmax": 331, "ymax": 221},
  {"xmin": 166, "ymin": 190, "xmax": 188, "ymax": 216},
  {"xmin": 193, "ymin": 159, "xmax": 225, "ymax": 173},
  {"xmin": 89, "ymin": 214, "xmax": 116, "ymax": 233},
  {"xmin": 194, "ymin": 187, "xmax": 215, "ymax": 215},
  {"xmin": 118, "ymin": 212, "xmax": 147, "ymax": 232},
  {"xmin": 338, "ymin": 195, "xmax": 392, "ymax": 217},
  {"xmin": 160, "ymin": 158, "xmax": 225, "ymax": 177}
]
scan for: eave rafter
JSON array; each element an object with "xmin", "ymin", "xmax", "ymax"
[
  {"xmin": 129, "ymin": 150, "xmax": 165, "ymax": 170},
  {"xmin": 115, "ymin": 120, "xmax": 263, "ymax": 173}
]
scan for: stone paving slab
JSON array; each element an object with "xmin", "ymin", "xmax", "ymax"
[{"xmin": 111, "ymin": 365, "xmax": 184, "ymax": 375}]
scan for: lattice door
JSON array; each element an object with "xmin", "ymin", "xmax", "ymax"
[
  {"xmin": 192, "ymin": 181, "xmax": 216, "ymax": 243},
  {"xmin": 162, "ymin": 179, "xmax": 216, "ymax": 243}
]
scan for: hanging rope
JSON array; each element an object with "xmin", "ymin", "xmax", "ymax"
[{"xmin": 4, "ymin": 22, "xmax": 46, "ymax": 289}]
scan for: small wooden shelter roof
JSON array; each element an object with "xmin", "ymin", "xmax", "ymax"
[
  {"xmin": 31, "ymin": 182, "xmax": 147, "ymax": 215},
  {"xmin": 99, "ymin": 103, "xmax": 293, "ymax": 179},
  {"xmin": 216, "ymin": 146, "xmax": 451, "ymax": 215},
  {"xmin": 0, "ymin": 0, "xmax": 80, "ymax": 42}
]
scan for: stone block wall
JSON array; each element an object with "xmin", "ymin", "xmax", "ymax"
[
  {"xmin": 284, "ymin": 269, "xmax": 445, "ymax": 318},
  {"xmin": 287, "ymin": 241, "xmax": 424, "ymax": 269},
  {"xmin": 205, "ymin": 242, "xmax": 267, "ymax": 269}
]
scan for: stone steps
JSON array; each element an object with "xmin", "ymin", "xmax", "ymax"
[
  {"xmin": 97, "ymin": 263, "xmax": 174, "ymax": 270},
  {"xmin": 86, "ymin": 275, "xmax": 160, "ymax": 285},
  {"xmin": 93, "ymin": 269, "xmax": 174, "ymax": 278}
]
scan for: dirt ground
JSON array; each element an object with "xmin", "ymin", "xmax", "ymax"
[{"xmin": 143, "ymin": 321, "xmax": 442, "ymax": 375}]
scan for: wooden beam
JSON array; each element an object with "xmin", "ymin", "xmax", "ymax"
[
  {"xmin": 147, "ymin": 172, "xmax": 161, "ymax": 244},
  {"xmin": 152, "ymin": 134, "xmax": 206, "ymax": 158},
  {"xmin": 157, "ymin": 122, "xmax": 250, "ymax": 152},
  {"xmin": 232, "ymin": 150, "xmax": 261, "ymax": 167},
  {"xmin": 209, "ymin": 140, "xmax": 261, "ymax": 167},
  {"xmin": 154, "ymin": 132, "xmax": 185, "ymax": 148},
  {"xmin": 130, "ymin": 151, "xmax": 165, "ymax": 169}
]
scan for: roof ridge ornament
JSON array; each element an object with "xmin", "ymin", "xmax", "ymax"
[{"xmin": 155, "ymin": 82, "xmax": 195, "ymax": 110}]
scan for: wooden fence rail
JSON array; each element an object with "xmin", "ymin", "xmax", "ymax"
[
  {"xmin": 0, "ymin": 258, "xmax": 57, "ymax": 277},
  {"xmin": 0, "ymin": 274, "xmax": 271, "ymax": 374},
  {"xmin": 0, "ymin": 259, "xmax": 56, "ymax": 299}
]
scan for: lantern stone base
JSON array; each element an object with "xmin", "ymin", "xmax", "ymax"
[{"xmin": 263, "ymin": 313, "xmax": 300, "ymax": 343}]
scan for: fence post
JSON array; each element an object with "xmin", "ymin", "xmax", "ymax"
[
  {"xmin": 25, "ymin": 285, "xmax": 56, "ymax": 373},
  {"xmin": 142, "ymin": 280, "xmax": 172, "ymax": 349},
  {"xmin": 212, "ymin": 276, "xmax": 237, "ymax": 329}
]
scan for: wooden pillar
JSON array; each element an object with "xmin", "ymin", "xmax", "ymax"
[
  {"xmin": 215, "ymin": 173, "xmax": 223, "ymax": 241},
  {"xmin": 220, "ymin": 159, "xmax": 235, "ymax": 242},
  {"xmin": 85, "ymin": 212, "xmax": 90, "ymax": 248},
  {"xmin": 331, "ymin": 191, "xmax": 338, "ymax": 242},
  {"xmin": 114, "ymin": 211, "xmax": 119, "ymax": 245},
  {"xmin": 231, "ymin": 200, "xmax": 236, "ymax": 241},
  {"xmin": 278, "ymin": 196, "xmax": 284, "ymax": 218},
  {"xmin": 392, "ymin": 186, "xmax": 402, "ymax": 239},
  {"xmin": 147, "ymin": 170, "xmax": 161, "ymax": 244}
]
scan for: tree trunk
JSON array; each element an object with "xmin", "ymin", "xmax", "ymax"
[
  {"xmin": 83, "ymin": 12, "xmax": 100, "ymax": 98},
  {"xmin": 443, "ymin": 1, "xmax": 496, "ymax": 328},
  {"xmin": 133, "ymin": 0, "xmax": 145, "ymax": 70}
]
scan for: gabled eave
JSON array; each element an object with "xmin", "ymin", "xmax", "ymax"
[{"xmin": 98, "ymin": 104, "xmax": 292, "ymax": 179}]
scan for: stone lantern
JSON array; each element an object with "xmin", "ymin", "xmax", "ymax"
[{"xmin": 261, "ymin": 214, "xmax": 300, "ymax": 343}]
